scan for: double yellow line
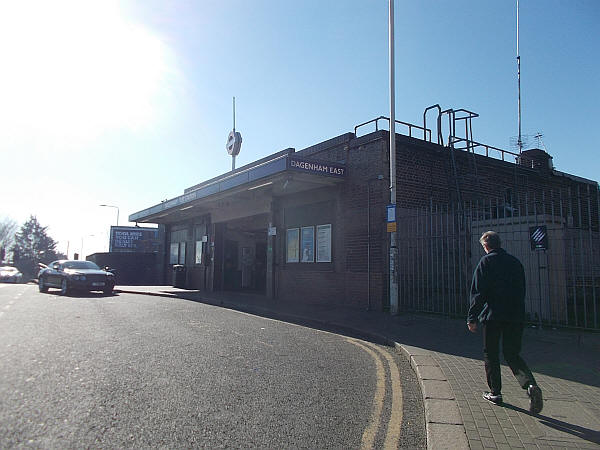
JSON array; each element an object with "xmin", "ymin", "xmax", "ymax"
[{"xmin": 347, "ymin": 339, "xmax": 404, "ymax": 450}]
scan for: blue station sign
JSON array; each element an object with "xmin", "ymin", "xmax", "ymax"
[{"xmin": 288, "ymin": 157, "xmax": 346, "ymax": 177}]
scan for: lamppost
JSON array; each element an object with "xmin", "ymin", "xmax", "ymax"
[
  {"xmin": 80, "ymin": 234, "xmax": 96, "ymax": 260},
  {"xmin": 100, "ymin": 204, "xmax": 120, "ymax": 226},
  {"xmin": 388, "ymin": 0, "xmax": 399, "ymax": 315}
]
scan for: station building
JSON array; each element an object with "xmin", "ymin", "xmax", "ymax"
[{"xmin": 130, "ymin": 108, "xmax": 599, "ymax": 326}]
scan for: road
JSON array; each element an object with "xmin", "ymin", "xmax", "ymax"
[{"xmin": 0, "ymin": 284, "xmax": 425, "ymax": 448}]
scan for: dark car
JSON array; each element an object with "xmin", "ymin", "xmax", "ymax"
[{"xmin": 38, "ymin": 260, "xmax": 115, "ymax": 295}]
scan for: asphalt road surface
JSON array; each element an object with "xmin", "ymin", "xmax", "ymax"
[{"xmin": 0, "ymin": 284, "xmax": 425, "ymax": 448}]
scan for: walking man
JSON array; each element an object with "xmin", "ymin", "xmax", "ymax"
[{"xmin": 467, "ymin": 231, "xmax": 543, "ymax": 414}]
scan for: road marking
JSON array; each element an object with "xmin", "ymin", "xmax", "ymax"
[
  {"xmin": 348, "ymin": 339, "xmax": 404, "ymax": 450},
  {"xmin": 365, "ymin": 342, "xmax": 404, "ymax": 450},
  {"xmin": 347, "ymin": 339, "xmax": 386, "ymax": 449}
]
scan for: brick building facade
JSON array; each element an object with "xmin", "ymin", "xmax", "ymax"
[{"xmin": 130, "ymin": 117, "xmax": 599, "ymax": 322}]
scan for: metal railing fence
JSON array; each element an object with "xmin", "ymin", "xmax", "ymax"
[{"xmin": 397, "ymin": 188, "xmax": 600, "ymax": 330}]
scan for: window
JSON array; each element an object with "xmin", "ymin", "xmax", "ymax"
[
  {"xmin": 169, "ymin": 243, "xmax": 179, "ymax": 264},
  {"xmin": 286, "ymin": 228, "xmax": 299, "ymax": 263},
  {"xmin": 179, "ymin": 242, "xmax": 186, "ymax": 264},
  {"xmin": 170, "ymin": 228, "xmax": 188, "ymax": 265},
  {"xmin": 194, "ymin": 224, "xmax": 207, "ymax": 265}
]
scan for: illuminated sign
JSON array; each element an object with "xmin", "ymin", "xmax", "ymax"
[{"xmin": 109, "ymin": 226, "xmax": 160, "ymax": 253}]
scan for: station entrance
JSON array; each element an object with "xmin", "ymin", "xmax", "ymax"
[{"xmin": 214, "ymin": 213, "xmax": 269, "ymax": 293}]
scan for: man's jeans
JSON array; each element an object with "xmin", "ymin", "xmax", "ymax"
[{"xmin": 482, "ymin": 321, "xmax": 537, "ymax": 394}]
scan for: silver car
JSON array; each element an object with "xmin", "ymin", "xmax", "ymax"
[{"xmin": 0, "ymin": 266, "xmax": 23, "ymax": 283}]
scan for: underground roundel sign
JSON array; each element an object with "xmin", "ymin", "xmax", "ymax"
[
  {"xmin": 226, "ymin": 130, "xmax": 242, "ymax": 156},
  {"xmin": 529, "ymin": 225, "xmax": 548, "ymax": 251}
]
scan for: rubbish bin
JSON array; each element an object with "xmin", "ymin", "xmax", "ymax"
[{"xmin": 172, "ymin": 264, "xmax": 186, "ymax": 288}]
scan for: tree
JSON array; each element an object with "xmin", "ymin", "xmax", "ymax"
[
  {"xmin": 0, "ymin": 217, "xmax": 18, "ymax": 263},
  {"xmin": 12, "ymin": 216, "xmax": 64, "ymax": 278}
]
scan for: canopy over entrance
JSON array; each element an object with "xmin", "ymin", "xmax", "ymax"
[{"xmin": 129, "ymin": 148, "xmax": 346, "ymax": 225}]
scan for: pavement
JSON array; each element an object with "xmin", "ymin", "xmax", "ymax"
[{"xmin": 116, "ymin": 286, "xmax": 600, "ymax": 449}]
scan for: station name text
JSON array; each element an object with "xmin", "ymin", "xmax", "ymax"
[{"xmin": 289, "ymin": 159, "xmax": 345, "ymax": 176}]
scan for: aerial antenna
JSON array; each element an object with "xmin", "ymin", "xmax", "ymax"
[
  {"xmin": 516, "ymin": 0, "xmax": 523, "ymax": 154},
  {"xmin": 534, "ymin": 132, "xmax": 547, "ymax": 151},
  {"xmin": 225, "ymin": 96, "xmax": 242, "ymax": 171}
]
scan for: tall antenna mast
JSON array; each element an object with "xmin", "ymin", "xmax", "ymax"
[{"xmin": 516, "ymin": 0, "xmax": 523, "ymax": 154}]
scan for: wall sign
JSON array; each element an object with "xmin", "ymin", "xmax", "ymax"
[
  {"xmin": 530, "ymin": 226, "xmax": 548, "ymax": 250},
  {"xmin": 288, "ymin": 157, "xmax": 346, "ymax": 177},
  {"xmin": 386, "ymin": 204, "xmax": 396, "ymax": 223}
]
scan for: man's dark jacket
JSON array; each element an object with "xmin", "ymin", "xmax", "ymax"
[{"xmin": 467, "ymin": 248, "xmax": 526, "ymax": 324}]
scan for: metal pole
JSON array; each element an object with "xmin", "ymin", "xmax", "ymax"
[
  {"xmin": 389, "ymin": 0, "xmax": 399, "ymax": 314},
  {"xmin": 100, "ymin": 204, "xmax": 119, "ymax": 226},
  {"xmin": 516, "ymin": 0, "xmax": 523, "ymax": 153},
  {"xmin": 232, "ymin": 97, "xmax": 236, "ymax": 171}
]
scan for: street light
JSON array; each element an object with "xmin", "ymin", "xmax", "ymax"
[
  {"xmin": 80, "ymin": 234, "xmax": 96, "ymax": 260},
  {"xmin": 99, "ymin": 204, "xmax": 119, "ymax": 226}
]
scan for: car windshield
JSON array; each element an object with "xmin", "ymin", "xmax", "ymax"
[{"xmin": 63, "ymin": 261, "xmax": 100, "ymax": 270}]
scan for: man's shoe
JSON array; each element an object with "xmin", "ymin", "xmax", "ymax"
[
  {"xmin": 527, "ymin": 385, "xmax": 543, "ymax": 414},
  {"xmin": 482, "ymin": 392, "xmax": 503, "ymax": 405}
]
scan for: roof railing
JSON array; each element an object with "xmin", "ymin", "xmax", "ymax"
[
  {"xmin": 354, "ymin": 115, "xmax": 432, "ymax": 142},
  {"xmin": 451, "ymin": 137, "xmax": 521, "ymax": 162}
]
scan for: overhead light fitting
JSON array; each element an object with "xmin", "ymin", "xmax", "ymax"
[
  {"xmin": 247, "ymin": 181, "xmax": 273, "ymax": 191},
  {"xmin": 180, "ymin": 205, "xmax": 194, "ymax": 211}
]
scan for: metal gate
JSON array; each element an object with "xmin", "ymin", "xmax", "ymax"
[{"xmin": 397, "ymin": 186, "xmax": 600, "ymax": 330}]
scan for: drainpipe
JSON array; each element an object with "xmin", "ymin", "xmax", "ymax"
[{"xmin": 367, "ymin": 175, "xmax": 384, "ymax": 311}]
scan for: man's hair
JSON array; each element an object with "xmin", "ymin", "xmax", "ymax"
[{"xmin": 479, "ymin": 231, "xmax": 501, "ymax": 249}]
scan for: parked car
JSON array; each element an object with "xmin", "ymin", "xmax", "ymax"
[
  {"xmin": 38, "ymin": 260, "xmax": 115, "ymax": 295},
  {"xmin": 0, "ymin": 266, "xmax": 23, "ymax": 283}
]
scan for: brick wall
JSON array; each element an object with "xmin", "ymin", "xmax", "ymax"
[{"xmin": 275, "ymin": 130, "xmax": 597, "ymax": 311}]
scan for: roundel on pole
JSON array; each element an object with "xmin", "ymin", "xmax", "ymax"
[{"xmin": 226, "ymin": 130, "xmax": 242, "ymax": 156}]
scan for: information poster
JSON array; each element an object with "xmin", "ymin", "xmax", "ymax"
[
  {"xmin": 301, "ymin": 226, "xmax": 314, "ymax": 262},
  {"xmin": 286, "ymin": 228, "xmax": 299, "ymax": 263},
  {"xmin": 316, "ymin": 224, "xmax": 332, "ymax": 263}
]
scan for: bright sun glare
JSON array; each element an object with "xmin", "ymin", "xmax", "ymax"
[{"xmin": 0, "ymin": 0, "xmax": 171, "ymax": 142}]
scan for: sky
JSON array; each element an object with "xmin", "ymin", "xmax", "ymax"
[{"xmin": 1, "ymin": 0, "xmax": 598, "ymax": 259}]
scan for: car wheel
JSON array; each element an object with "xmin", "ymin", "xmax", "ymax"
[
  {"xmin": 38, "ymin": 277, "xmax": 48, "ymax": 293},
  {"xmin": 60, "ymin": 279, "xmax": 70, "ymax": 296}
]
